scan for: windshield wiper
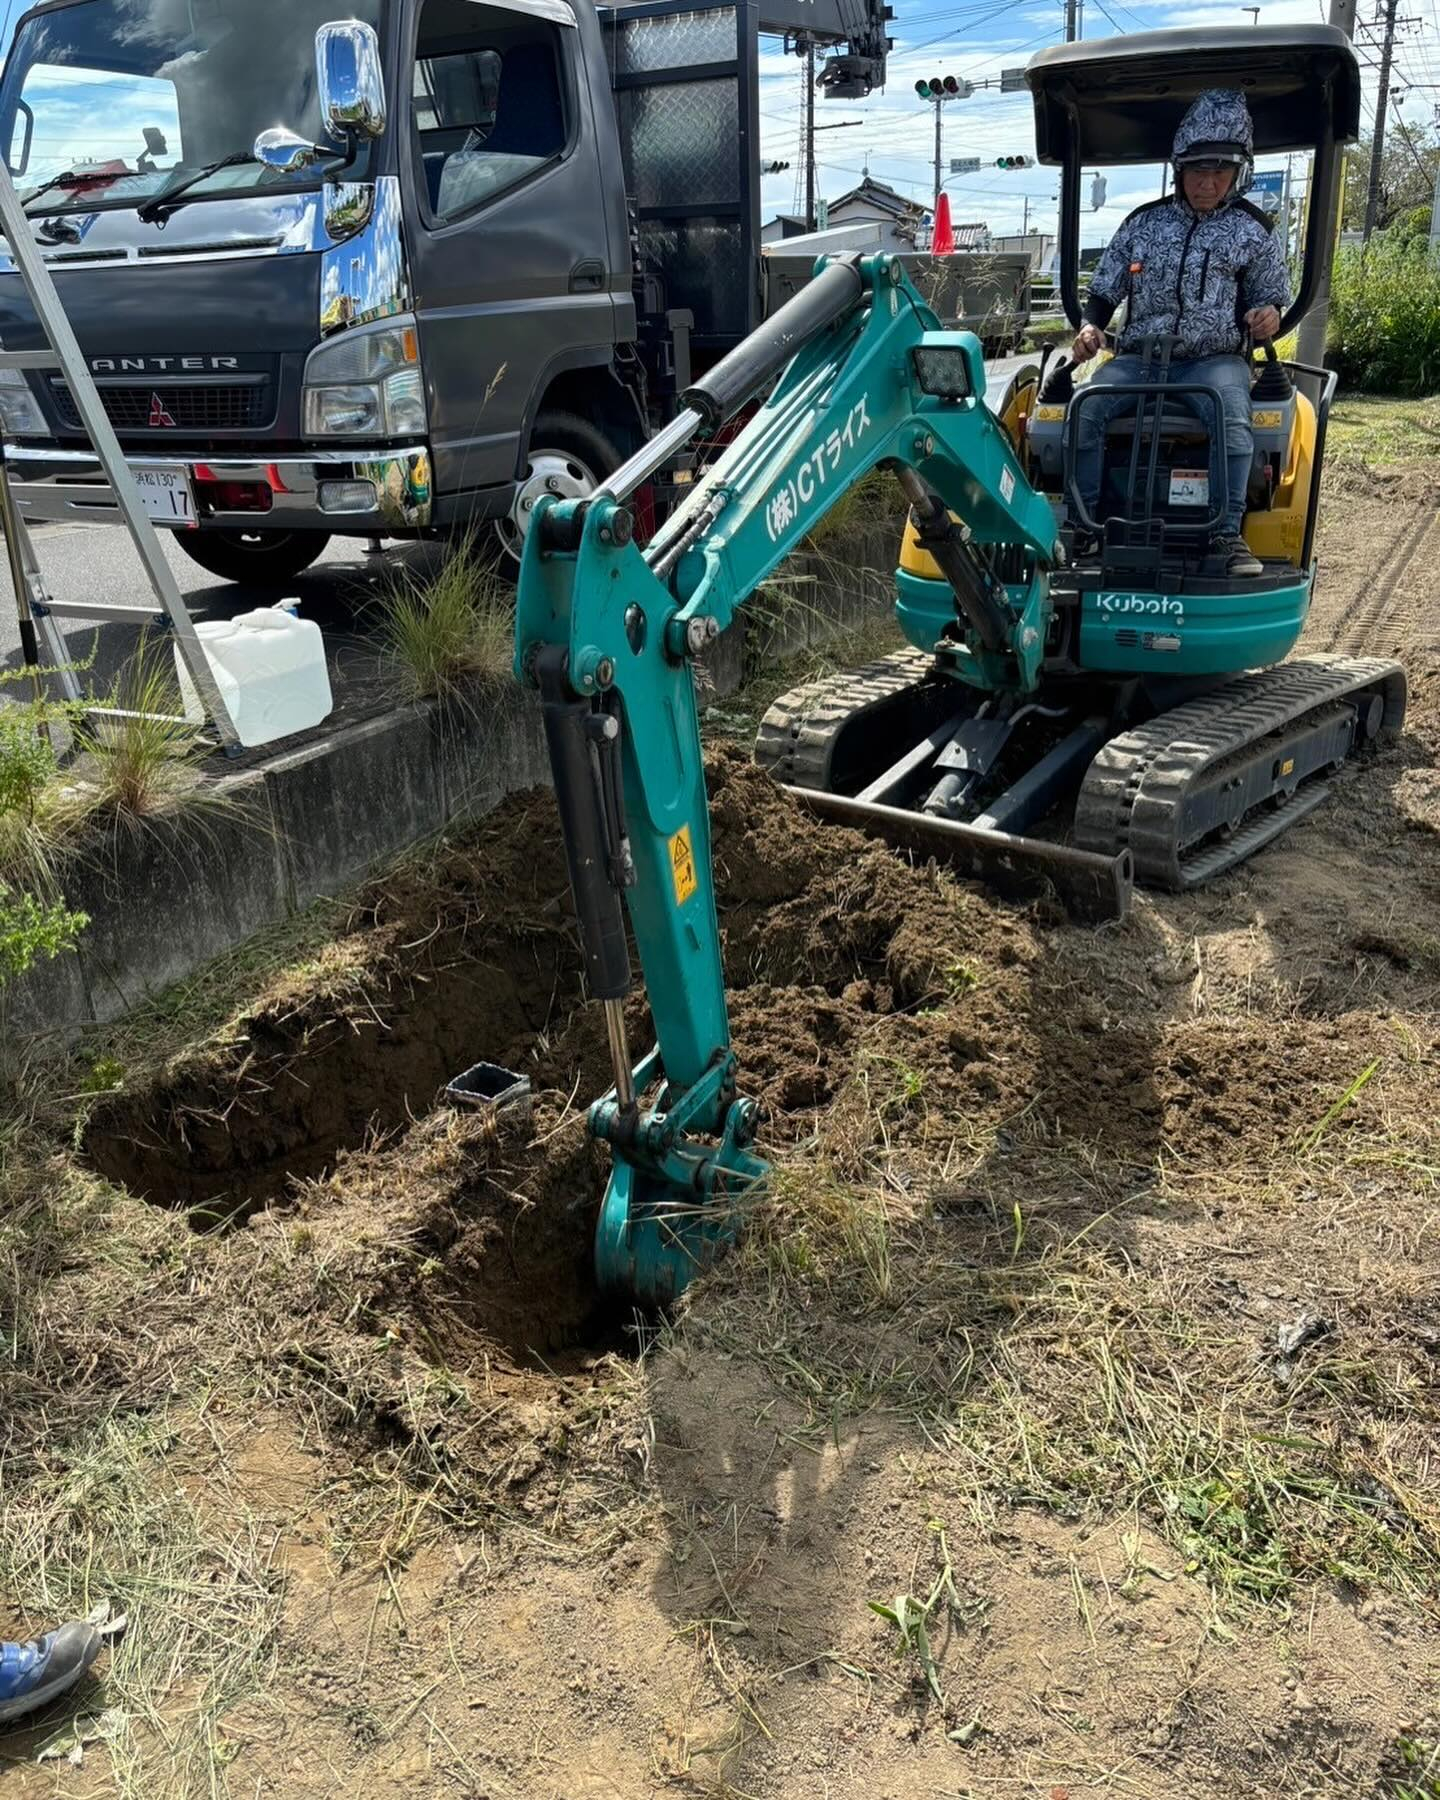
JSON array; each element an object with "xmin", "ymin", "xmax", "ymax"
[
  {"xmin": 19, "ymin": 168, "xmax": 128, "ymax": 214},
  {"xmin": 136, "ymin": 151, "xmax": 255, "ymax": 226}
]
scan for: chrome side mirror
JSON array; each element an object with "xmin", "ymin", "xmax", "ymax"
[
  {"xmin": 254, "ymin": 127, "xmax": 324, "ymax": 172},
  {"xmin": 317, "ymin": 21, "xmax": 387, "ymax": 144}
]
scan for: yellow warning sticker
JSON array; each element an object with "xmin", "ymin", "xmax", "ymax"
[
  {"xmin": 1252, "ymin": 409, "xmax": 1284, "ymax": 428},
  {"xmin": 1033, "ymin": 404, "xmax": 1066, "ymax": 421},
  {"xmin": 670, "ymin": 824, "xmax": 697, "ymax": 906},
  {"xmin": 1278, "ymin": 757, "xmax": 1295, "ymax": 778}
]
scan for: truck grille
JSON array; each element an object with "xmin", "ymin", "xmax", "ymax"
[{"xmin": 50, "ymin": 379, "xmax": 272, "ymax": 434}]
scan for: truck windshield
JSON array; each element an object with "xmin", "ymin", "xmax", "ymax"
[{"xmin": 0, "ymin": 0, "xmax": 385, "ymax": 215}]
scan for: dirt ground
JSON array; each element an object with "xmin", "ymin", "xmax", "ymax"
[{"xmin": 1, "ymin": 448, "xmax": 1438, "ymax": 1800}]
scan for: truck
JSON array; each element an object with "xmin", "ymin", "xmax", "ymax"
[
  {"xmin": 762, "ymin": 232, "xmax": 1031, "ymax": 356},
  {"xmin": 0, "ymin": 0, "xmax": 891, "ymax": 586}
]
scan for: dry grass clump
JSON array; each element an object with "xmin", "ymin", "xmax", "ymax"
[{"xmin": 0, "ymin": 1140, "xmax": 280, "ymax": 1795}]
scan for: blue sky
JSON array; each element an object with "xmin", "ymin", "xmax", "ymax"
[
  {"xmin": 755, "ymin": 0, "xmax": 1440, "ymax": 242},
  {"xmin": 1, "ymin": 0, "xmax": 1436, "ymax": 244}
]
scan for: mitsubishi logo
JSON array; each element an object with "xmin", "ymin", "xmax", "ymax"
[{"xmin": 148, "ymin": 392, "xmax": 178, "ymax": 429}]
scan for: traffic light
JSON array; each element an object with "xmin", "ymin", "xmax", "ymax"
[
  {"xmin": 914, "ymin": 75, "xmax": 972, "ymax": 99},
  {"xmin": 1090, "ymin": 173, "xmax": 1108, "ymax": 210},
  {"xmin": 763, "ymin": 160, "xmax": 791, "ymax": 174},
  {"xmin": 995, "ymin": 154, "xmax": 1032, "ymax": 169}
]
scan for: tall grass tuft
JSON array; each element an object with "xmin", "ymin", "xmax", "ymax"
[
  {"xmin": 38, "ymin": 636, "xmax": 264, "ymax": 876},
  {"xmin": 1329, "ymin": 240, "xmax": 1440, "ymax": 395},
  {"xmin": 374, "ymin": 536, "xmax": 513, "ymax": 705},
  {"xmin": 69, "ymin": 636, "xmax": 211, "ymax": 821}
]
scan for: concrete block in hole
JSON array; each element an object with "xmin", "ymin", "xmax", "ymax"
[
  {"xmin": 68, "ymin": 772, "xmax": 290, "ymax": 1024},
  {"xmin": 265, "ymin": 707, "xmax": 445, "ymax": 905}
]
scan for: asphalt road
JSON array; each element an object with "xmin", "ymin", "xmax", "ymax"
[{"xmin": 0, "ymin": 521, "xmax": 445, "ymax": 697}]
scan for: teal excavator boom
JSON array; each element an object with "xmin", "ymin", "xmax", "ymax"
[{"xmin": 514, "ymin": 253, "xmax": 1063, "ymax": 1306}]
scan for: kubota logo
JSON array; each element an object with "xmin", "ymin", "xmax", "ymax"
[
  {"xmin": 148, "ymin": 392, "xmax": 178, "ymax": 429},
  {"xmin": 1097, "ymin": 591, "xmax": 1184, "ymax": 622}
]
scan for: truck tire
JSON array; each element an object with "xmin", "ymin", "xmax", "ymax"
[
  {"xmin": 497, "ymin": 411, "xmax": 621, "ymax": 561},
  {"xmin": 176, "ymin": 529, "xmax": 331, "ymax": 587}
]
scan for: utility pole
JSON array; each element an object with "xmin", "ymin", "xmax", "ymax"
[
  {"xmin": 1022, "ymin": 194, "xmax": 1031, "ymax": 234},
  {"xmin": 933, "ymin": 94, "xmax": 943, "ymax": 206},
  {"xmin": 1065, "ymin": 0, "xmax": 1078, "ymax": 41},
  {"xmin": 804, "ymin": 39, "xmax": 816, "ymax": 231},
  {"xmin": 1361, "ymin": 0, "xmax": 1403, "ymax": 242},
  {"xmin": 1297, "ymin": 0, "xmax": 1357, "ymax": 365},
  {"xmin": 1363, "ymin": 0, "xmax": 1401, "ymax": 241},
  {"xmin": 1430, "ymin": 101, "xmax": 1440, "ymax": 249},
  {"xmin": 1283, "ymin": 152, "xmax": 1294, "ymax": 262}
]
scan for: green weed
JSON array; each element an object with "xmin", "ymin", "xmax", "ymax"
[
  {"xmin": 867, "ymin": 1522, "xmax": 963, "ymax": 1707},
  {"xmin": 1330, "ymin": 240, "xmax": 1440, "ymax": 394}
]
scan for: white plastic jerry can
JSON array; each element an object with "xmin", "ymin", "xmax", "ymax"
[{"xmin": 175, "ymin": 601, "xmax": 333, "ymax": 749}]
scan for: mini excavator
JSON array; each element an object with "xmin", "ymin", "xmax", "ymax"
[{"xmin": 513, "ymin": 23, "xmax": 1406, "ymax": 1306}]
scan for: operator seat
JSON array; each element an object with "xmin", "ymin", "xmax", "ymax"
[{"xmin": 1024, "ymin": 348, "xmax": 1297, "ymax": 532}]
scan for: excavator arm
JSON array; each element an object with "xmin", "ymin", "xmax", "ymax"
[{"xmin": 513, "ymin": 254, "xmax": 1057, "ymax": 1305}]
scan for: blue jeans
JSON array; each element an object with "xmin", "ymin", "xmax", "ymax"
[{"xmin": 1073, "ymin": 353, "xmax": 1253, "ymax": 535}]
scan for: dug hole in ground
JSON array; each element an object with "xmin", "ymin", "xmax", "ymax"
[{"xmin": 2, "ymin": 433, "xmax": 1438, "ymax": 1800}]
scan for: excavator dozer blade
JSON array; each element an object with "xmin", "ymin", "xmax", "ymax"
[{"xmin": 784, "ymin": 786, "xmax": 1135, "ymax": 925}]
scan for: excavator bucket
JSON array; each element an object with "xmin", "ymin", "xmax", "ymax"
[{"xmin": 593, "ymin": 1164, "xmax": 748, "ymax": 1307}]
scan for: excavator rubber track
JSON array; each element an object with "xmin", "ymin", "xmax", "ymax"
[
  {"xmin": 754, "ymin": 646, "xmax": 940, "ymax": 790},
  {"xmin": 1073, "ymin": 654, "xmax": 1408, "ymax": 890}
]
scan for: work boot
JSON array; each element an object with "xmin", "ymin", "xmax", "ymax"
[
  {"xmin": 1211, "ymin": 532, "xmax": 1263, "ymax": 578},
  {"xmin": 0, "ymin": 1622, "xmax": 103, "ymax": 1725}
]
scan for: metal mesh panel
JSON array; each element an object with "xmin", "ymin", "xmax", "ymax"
[
  {"xmin": 610, "ymin": 7, "xmax": 737, "ymax": 75},
  {"xmin": 622, "ymin": 81, "xmax": 739, "ymax": 208},
  {"xmin": 638, "ymin": 220, "xmax": 747, "ymax": 338}
]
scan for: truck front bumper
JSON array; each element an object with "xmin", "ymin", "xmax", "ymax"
[{"xmin": 3, "ymin": 443, "xmax": 434, "ymax": 533}]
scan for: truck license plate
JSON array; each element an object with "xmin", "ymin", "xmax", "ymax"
[
  {"xmin": 1168, "ymin": 469, "xmax": 1210, "ymax": 507},
  {"xmin": 133, "ymin": 465, "xmax": 196, "ymax": 530}
]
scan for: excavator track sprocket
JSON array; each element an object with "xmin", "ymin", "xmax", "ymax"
[{"xmin": 1073, "ymin": 654, "xmax": 1407, "ymax": 890}]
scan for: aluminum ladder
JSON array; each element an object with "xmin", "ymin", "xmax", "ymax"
[{"xmin": 0, "ymin": 160, "xmax": 240, "ymax": 752}]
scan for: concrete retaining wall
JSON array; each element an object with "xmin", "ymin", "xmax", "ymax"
[{"xmin": 7, "ymin": 530, "xmax": 901, "ymax": 1048}]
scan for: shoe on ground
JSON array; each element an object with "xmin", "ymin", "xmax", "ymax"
[
  {"xmin": 1211, "ymin": 532, "xmax": 1263, "ymax": 578},
  {"xmin": 0, "ymin": 1623, "xmax": 103, "ymax": 1725}
]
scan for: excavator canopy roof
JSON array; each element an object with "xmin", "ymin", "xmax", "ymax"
[{"xmin": 1025, "ymin": 24, "xmax": 1362, "ymax": 166}]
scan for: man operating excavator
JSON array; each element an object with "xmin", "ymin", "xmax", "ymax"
[{"xmin": 1070, "ymin": 88, "xmax": 1290, "ymax": 577}]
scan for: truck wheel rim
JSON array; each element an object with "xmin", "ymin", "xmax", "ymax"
[{"xmin": 498, "ymin": 449, "xmax": 600, "ymax": 560}]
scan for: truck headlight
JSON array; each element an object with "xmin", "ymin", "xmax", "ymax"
[
  {"xmin": 0, "ymin": 367, "xmax": 50, "ymax": 437},
  {"xmin": 301, "ymin": 317, "xmax": 428, "ymax": 440}
]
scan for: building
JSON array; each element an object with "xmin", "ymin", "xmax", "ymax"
[
  {"xmin": 989, "ymin": 231, "xmax": 1055, "ymax": 271},
  {"xmin": 916, "ymin": 218, "xmax": 990, "ymax": 252},
  {"xmin": 822, "ymin": 176, "xmax": 927, "ymax": 251},
  {"xmin": 760, "ymin": 213, "xmax": 809, "ymax": 245}
]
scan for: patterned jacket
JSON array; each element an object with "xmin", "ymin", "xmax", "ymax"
[{"xmin": 1081, "ymin": 91, "xmax": 1291, "ymax": 360}]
